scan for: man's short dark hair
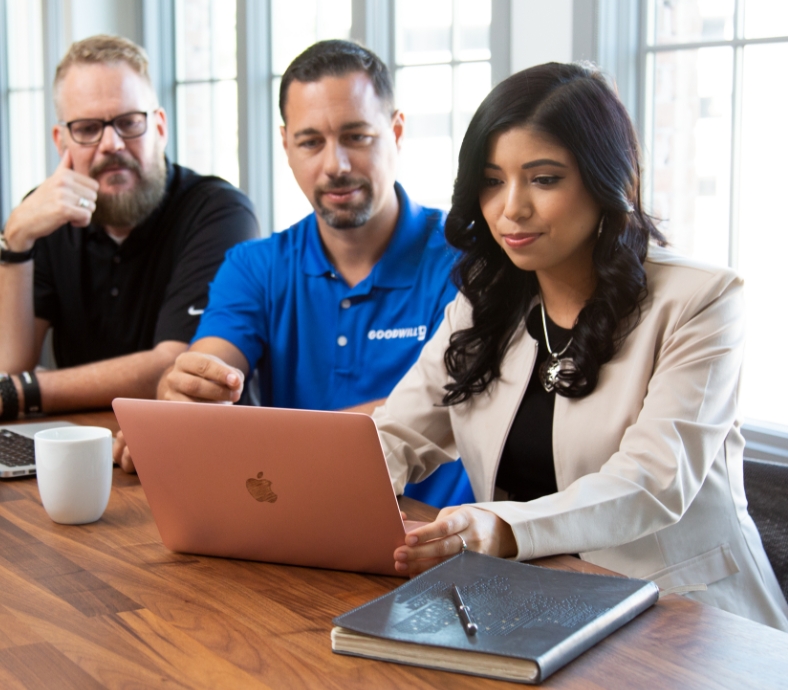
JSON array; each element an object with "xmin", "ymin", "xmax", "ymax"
[{"xmin": 279, "ymin": 40, "xmax": 394, "ymax": 123}]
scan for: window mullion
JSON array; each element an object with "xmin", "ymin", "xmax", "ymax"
[
  {"xmin": 41, "ymin": 0, "xmax": 65, "ymax": 177},
  {"xmin": 209, "ymin": 0, "xmax": 217, "ymax": 176},
  {"xmin": 726, "ymin": 0, "xmax": 745, "ymax": 270},
  {"xmin": 0, "ymin": 0, "xmax": 11, "ymax": 222},
  {"xmin": 728, "ymin": 43, "xmax": 743, "ymax": 271},
  {"xmin": 596, "ymin": 0, "xmax": 642, "ymax": 129},
  {"xmin": 237, "ymin": 0, "xmax": 273, "ymax": 235},
  {"xmin": 451, "ymin": 0, "xmax": 460, "ymax": 174},
  {"xmin": 353, "ymin": 0, "xmax": 394, "ymax": 70},
  {"xmin": 142, "ymin": 0, "xmax": 176, "ymax": 162},
  {"xmin": 489, "ymin": 0, "xmax": 510, "ymax": 86}
]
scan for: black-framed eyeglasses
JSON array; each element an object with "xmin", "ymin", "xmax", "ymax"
[{"xmin": 60, "ymin": 110, "xmax": 156, "ymax": 145}]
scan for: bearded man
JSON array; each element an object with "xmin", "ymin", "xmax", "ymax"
[{"xmin": 0, "ymin": 35, "xmax": 259, "ymax": 419}]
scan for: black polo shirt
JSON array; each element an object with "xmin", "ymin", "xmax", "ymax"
[{"xmin": 33, "ymin": 162, "xmax": 259, "ymax": 368}]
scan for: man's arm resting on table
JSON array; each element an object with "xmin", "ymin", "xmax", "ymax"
[
  {"xmin": 0, "ymin": 274, "xmax": 51, "ymax": 373},
  {"xmin": 1, "ymin": 340, "xmax": 189, "ymax": 417}
]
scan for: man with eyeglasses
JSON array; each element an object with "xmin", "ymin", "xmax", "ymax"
[{"xmin": 0, "ymin": 35, "xmax": 258, "ymax": 421}]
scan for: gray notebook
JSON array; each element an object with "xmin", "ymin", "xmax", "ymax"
[{"xmin": 332, "ymin": 551, "xmax": 659, "ymax": 684}]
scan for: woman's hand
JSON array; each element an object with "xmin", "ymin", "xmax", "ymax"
[{"xmin": 394, "ymin": 505, "xmax": 518, "ymax": 576}]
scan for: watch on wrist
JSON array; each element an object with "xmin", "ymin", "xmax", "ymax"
[{"xmin": 0, "ymin": 231, "xmax": 35, "ymax": 264}]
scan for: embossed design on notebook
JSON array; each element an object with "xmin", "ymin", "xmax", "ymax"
[{"xmin": 390, "ymin": 576, "xmax": 608, "ymax": 637}]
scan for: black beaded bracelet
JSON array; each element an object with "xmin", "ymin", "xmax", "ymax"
[
  {"xmin": 20, "ymin": 370, "xmax": 42, "ymax": 415},
  {"xmin": 0, "ymin": 375, "xmax": 20, "ymax": 421}
]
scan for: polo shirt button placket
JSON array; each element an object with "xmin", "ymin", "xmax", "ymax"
[
  {"xmin": 336, "ymin": 295, "xmax": 355, "ymax": 372},
  {"xmin": 111, "ymin": 253, "xmax": 121, "ymax": 298}
]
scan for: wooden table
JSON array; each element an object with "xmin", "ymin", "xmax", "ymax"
[{"xmin": 0, "ymin": 411, "xmax": 786, "ymax": 689}]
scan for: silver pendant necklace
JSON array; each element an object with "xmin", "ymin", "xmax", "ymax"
[{"xmin": 538, "ymin": 299, "xmax": 574, "ymax": 393}]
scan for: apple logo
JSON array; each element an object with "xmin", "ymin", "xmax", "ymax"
[{"xmin": 246, "ymin": 471, "xmax": 278, "ymax": 503}]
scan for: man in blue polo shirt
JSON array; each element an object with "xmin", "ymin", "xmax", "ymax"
[
  {"xmin": 116, "ymin": 40, "xmax": 473, "ymax": 508},
  {"xmin": 195, "ymin": 182, "xmax": 452, "ymax": 412}
]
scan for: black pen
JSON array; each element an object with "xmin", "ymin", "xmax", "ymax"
[{"xmin": 451, "ymin": 584, "xmax": 478, "ymax": 636}]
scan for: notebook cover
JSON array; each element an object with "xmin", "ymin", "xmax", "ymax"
[{"xmin": 332, "ymin": 551, "xmax": 659, "ymax": 683}]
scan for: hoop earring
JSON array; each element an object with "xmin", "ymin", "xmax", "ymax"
[{"xmin": 596, "ymin": 216, "xmax": 605, "ymax": 239}]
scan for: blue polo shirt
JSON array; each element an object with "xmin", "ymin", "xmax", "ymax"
[{"xmin": 195, "ymin": 183, "xmax": 474, "ymax": 506}]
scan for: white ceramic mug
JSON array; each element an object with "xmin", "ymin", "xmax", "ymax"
[{"xmin": 34, "ymin": 426, "xmax": 113, "ymax": 524}]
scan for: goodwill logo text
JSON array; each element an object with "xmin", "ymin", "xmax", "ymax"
[{"xmin": 368, "ymin": 325, "xmax": 427, "ymax": 342}]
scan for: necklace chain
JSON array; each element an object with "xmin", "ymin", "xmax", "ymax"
[
  {"xmin": 540, "ymin": 299, "xmax": 573, "ymax": 358},
  {"xmin": 538, "ymin": 298, "xmax": 574, "ymax": 393}
]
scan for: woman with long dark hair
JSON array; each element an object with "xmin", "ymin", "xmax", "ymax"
[{"xmin": 373, "ymin": 62, "xmax": 788, "ymax": 630}]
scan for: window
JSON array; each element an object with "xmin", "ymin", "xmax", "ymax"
[
  {"xmin": 169, "ymin": 0, "xmax": 507, "ymax": 235},
  {"xmin": 270, "ymin": 0, "xmax": 352, "ymax": 231},
  {"xmin": 0, "ymin": 0, "xmax": 46, "ymax": 218},
  {"xmin": 641, "ymin": 0, "xmax": 788, "ymax": 428},
  {"xmin": 174, "ymin": 0, "xmax": 240, "ymax": 186},
  {"xmin": 394, "ymin": 0, "xmax": 492, "ymax": 210},
  {"xmin": 267, "ymin": 0, "xmax": 495, "ymax": 228}
]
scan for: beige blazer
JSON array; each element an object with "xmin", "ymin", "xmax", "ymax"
[{"xmin": 373, "ymin": 245, "xmax": 788, "ymax": 631}]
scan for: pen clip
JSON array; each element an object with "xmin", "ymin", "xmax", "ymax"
[{"xmin": 451, "ymin": 583, "xmax": 478, "ymax": 636}]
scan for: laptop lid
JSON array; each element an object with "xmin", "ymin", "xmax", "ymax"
[{"xmin": 113, "ymin": 398, "xmax": 407, "ymax": 576}]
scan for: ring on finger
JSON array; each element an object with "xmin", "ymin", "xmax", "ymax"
[
  {"xmin": 458, "ymin": 533, "xmax": 468, "ymax": 553},
  {"xmin": 78, "ymin": 197, "xmax": 90, "ymax": 209}
]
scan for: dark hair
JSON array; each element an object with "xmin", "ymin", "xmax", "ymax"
[
  {"xmin": 442, "ymin": 62, "xmax": 666, "ymax": 406},
  {"xmin": 279, "ymin": 39, "xmax": 394, "ymax": 122}
]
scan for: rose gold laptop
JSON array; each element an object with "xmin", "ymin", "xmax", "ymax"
[{"xmin": 113, "ymin": 398, "xmax": 417, "ymax": 576}]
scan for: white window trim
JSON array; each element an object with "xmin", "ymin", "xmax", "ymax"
[{"xmin": 742, "ymin": 425, "xmax": 788, "ymax": 466}]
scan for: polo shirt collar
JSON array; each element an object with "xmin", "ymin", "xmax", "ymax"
[
  {"xmin": 371, "ymin": 182, "xmax": 428, "ymax": 289},
  {"xmin": 301, "ymin": 182, "xmax": 431, "ymax": 289},
  {"xmin": 302, "ymin": 213, "xmax": 333, "ymax": 277}
]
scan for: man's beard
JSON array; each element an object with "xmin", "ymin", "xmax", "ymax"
[
  {"xmin": 314, "ymin": 176, "xmax": 374, "ymax": 229},
  {"xmin": 90, "ymin": 151, "xmax": 167, "ymax": 229}
]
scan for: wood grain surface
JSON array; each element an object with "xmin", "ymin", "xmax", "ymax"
[{"xmin": 0, "ymin": 411, "xmax": 786, "ymax": 689}]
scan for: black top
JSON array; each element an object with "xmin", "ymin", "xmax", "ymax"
[
  {"xmin": 495, "ymin": 306, "xmax": 573, "ymax": 502},
  {"xmin": 33, "ymin": 162, "xmax": 259, "ymax": 368}
]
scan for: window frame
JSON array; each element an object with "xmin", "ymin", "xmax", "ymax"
[{"xmin": 599, "ymin": 0, "xmax": 788, "ymax": 462}]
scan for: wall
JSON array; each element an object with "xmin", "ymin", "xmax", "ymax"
[{"xmin": 510, "ymin": 0, "xmax": 573, "ymax": 72}]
